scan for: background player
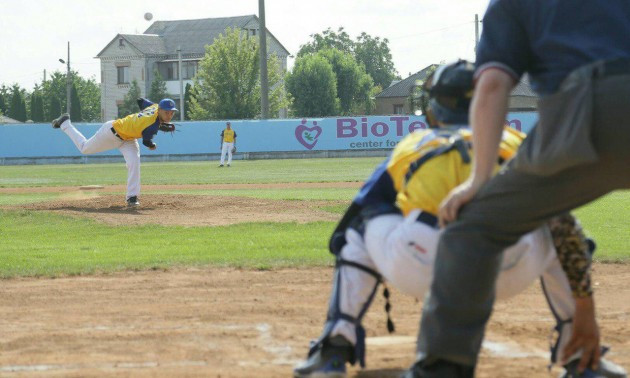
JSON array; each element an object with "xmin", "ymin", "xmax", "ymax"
[
  {"xmin": 293, "ymin": 61, "xmax": 626, "ymax": 378},
  {"xmin": 219, "ymin": 121, "xmax": 236, "ymax": 167},
  {"xmin": 52, "ymin": 98, "xmax": 177, "ymax": 207}
]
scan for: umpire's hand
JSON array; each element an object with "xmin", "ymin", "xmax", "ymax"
[{"xmin": 438, "ymin": 178, "xmax": 485, "ymax": 227}]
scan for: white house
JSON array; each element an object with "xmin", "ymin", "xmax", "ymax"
[{"xmin": 96, "ymin": 15, "xmax": 291, "ymax": 121}]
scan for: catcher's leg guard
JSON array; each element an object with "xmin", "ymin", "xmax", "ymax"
[{"xmin": 297, "ymin": 228, "xmax": 385, "ymax": 374}]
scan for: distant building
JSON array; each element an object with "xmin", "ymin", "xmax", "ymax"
[
  {"xmin": 96, "ymin": 15, "xmax": 290, "ymax": 121},
  {"xmin": 374, "ymin": 65, "xmax": 538, "ymax": 115}
]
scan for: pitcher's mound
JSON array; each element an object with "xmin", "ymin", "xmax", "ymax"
[{"xmin": 19, "ymin": 194, "xmax": 343, "ymax": 226}]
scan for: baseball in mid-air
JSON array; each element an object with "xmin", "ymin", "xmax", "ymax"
[{"xmin": 144, "ymin": 12, "xmax": 153, "ymax": 21}]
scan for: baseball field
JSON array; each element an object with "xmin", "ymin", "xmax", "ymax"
[{"xmin": 1, "ymin": 157, "xmax": 629, "ymax": 377}]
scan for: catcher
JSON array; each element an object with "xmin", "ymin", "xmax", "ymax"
[
  {"xmin": 294, "ymin": 61, "xmax": 626, "ymax": 378},
  {"xmin": 52, "ymin": 97, "xmax": 177, "ymax": 207}
]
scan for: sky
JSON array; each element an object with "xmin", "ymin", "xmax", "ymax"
[{"xmin": 1, "ymin": 0, "xmax": 490, "ymax": 91}]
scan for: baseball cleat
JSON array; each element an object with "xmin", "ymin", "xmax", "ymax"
[
  {"xmin": 52, "ymin": 113, "xmax": 70, "ymax": 129},
  {"xmin": 218, "ymin": 164, "xmax": 224, "ymax": 167},
  {"xmin": 126, "ymin": 196, "xmax": 140, "ymax": 207},
  {"xmin": 293, "ymin": 335, "xmax": 352, "ymax": 378},
  {"xmin": 560, "ymin": 357, "xmax": 627, "ymax": 378}
]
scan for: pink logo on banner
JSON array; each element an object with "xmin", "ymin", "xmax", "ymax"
[{"xmin": 295, "ymin": 119, "xmax": 322, "ymax": 150}]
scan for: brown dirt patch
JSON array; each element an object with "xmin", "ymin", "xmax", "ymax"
[
  {"xmin": 0, "ymin": 264, "xmax": 628, "ymax": 377},
  {"xmin": 13, "ymin": 194, "xmax": 344, "ymax": 226}
]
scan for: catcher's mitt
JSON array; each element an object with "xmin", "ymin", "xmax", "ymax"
[
  {"xmin": 158, "ymin": 122, "xmax": 176, "ymax": 133},
  {"xmin": 231, "ymin": 146, "xmax": 237, "ymax": 154}
]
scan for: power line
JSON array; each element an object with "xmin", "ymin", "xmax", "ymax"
[{"xmin": 389, "ymin": 21, "xmax": 474, "ymax": 40}]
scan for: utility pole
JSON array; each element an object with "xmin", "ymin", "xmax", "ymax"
[
  {"xmin": 66, "ymin": 41, "xmax": 71, "ymax": 114},
  {"xmin": 43, "ymin": 69, "xmax": 47, "ymax": 83},
  {"xmin": 259, "ymin": 0, "xmax": 269, "ymax": 119},
  {"xmin": 474, "ymin": 14, "xmax": 480, "ymax": 53},
  {"xmin": 177, "ymin": 46, "xmax": 184, "ymax": 121}
]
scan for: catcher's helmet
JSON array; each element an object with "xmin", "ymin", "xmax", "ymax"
[{"xmin": 420, "ymin": 60, "xmax": 475, "ymax": 127}]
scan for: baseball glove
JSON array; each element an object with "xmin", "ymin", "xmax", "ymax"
[
  {"xmin": 231, "ymin": 146, "xmax": 237, "ymax": 153},
  {"xmin": 158, "ymin": 122, "xmax": 176, "ymax": 133}
]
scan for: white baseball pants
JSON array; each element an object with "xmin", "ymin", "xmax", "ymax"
[
  {"xmin": 61, "ymin": 120, "xmax": 141, "ymax": 200},
  {"xmin": 220, "ymin": 142, "xmax": 234, "ymax": 165},
  {"xmin": 330, "ymin": 210, "xmax": 576, "ymax": 364}
]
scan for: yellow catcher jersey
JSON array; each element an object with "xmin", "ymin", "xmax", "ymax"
[
  {"xmin": 112, "ymin": 104, "xmax": 160, "ymax": 140},
  {"xmin": 391, "ymin": 127, "xmax": 524, "ymax": 216}
]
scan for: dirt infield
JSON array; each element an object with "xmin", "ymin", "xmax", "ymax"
[{"xmin": 1, "ymin": 265, "xmax": 629, "ymax": 377}]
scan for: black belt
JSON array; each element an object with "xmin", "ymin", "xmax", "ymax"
[
  {"xmin": 416, "ymin": 211, "xmax": 438, "ymax": 228},
  {"xmin": 594, "ymin": 58, "xmax": 630, "ymax": 78},
  {"xmin": 110, "ymin": 127, "xmax": 123, "ymax": 140}
]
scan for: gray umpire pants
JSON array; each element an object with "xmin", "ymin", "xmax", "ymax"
[{"xmin": 417, "ymin": 71, "xmax": 630, "ymax": 369}]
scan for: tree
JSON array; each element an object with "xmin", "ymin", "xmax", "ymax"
[
  {"xmin": 8, "ymin": 85, "xmax": 26, "ymax": 122},
  {"xmin": 183, "ymin": 83, "xmax": 193, "ymax": 120},
  {"xmin": 30, "ymin": 91, "xmax": 45, "ymax": 122},
  {"xmin": 297, "ymin": 27, "xmax": 354, "ymax": 57},
  {"xmin": 149, "ymin": 70, "xmax": 168, "ymax": 102},
  {"xmin": 317, "ymin": 48, "xmax": 373, "ymax": 115},
  {"xmin": 355, "ymin": 32, "xmax": 399, "ymax": 89},
  {"xmin": 47, "ymin": 96, "xmax": 62, "ymax": 120},
  {"xmin": 286, "ymin": 54, "xmax": 339, "ymax": 117},
  {"xmin": 75, "ymin": 76, "xmax": 101, "ymax": 122},
  {"xmin": 189, "ymin": 27, "xmax": 287, "ymax": 120},
  {"xmin": 297, "ymin": 28, "xmax": 399, "ymax": 91},
  {"xmin": 119, "ymin": 80, "xmax": 142, "ymax": 117},
  {"xmin": 0, "ymin": 92, "xmax": 6, "ymax": 116},
  {"xmin": 70, "ymin": 83, "xmax": 82, "ymax": 121}
]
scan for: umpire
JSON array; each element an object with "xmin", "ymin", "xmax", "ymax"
[{"xmin": 408, "ymin": 1, "xmax": 630, "ymax": 377}]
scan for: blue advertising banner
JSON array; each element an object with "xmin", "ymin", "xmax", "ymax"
[{"xmin": 0, "ymin": 113, "xmax": 538, "ymax": 158}]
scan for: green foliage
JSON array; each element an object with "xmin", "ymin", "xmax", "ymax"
[
  {"xmin": 317, "ymin": 48, "xmax": 374, "ymax": 115},
  {"xmin": 38, "ymin": 70, "xmax": 100, "ymax": 122},
  {"xmin": 70, "ymin": 83, "xmax": 82, "ymax": 121},
  {"xmin": 355, "ymin": 32, "xmax": 399, "ymax": 89},
  {"xmin": 286, "ymin": 54, "xmax": 339, "ymax": 117},
  {"xmin": 189, "ymin": 27, "xmax": 287, "ymax": 120},
  {"xmin": 118, "ymin": 80, "xmax": 142, "ymax": 118},
  {"xmin": 183, "ymin": 83, "xmax": 193, "ymax": 120},
  {"xmin": 149, "ymin": 69, "xmax": 168, "ymax": 103},
  {"xmin": 8, "ymin": 85, "xmax": 27, "ymax": 122},
  {"xmin": 75, "ymin": 76, "xmax": 101, "ymax": 122},
  {"xmin": 30, "ymin": 91, "xmax": 45, "ymax": 122},
  {"xmin": 47, "ymin": 96, "xmax": 62, "ymax": 120},
  {"xmin": 297, "ymin": 27, "xmax": 354, "ymax": 57},
  {"xmin": 0, "ymin": 92, "xmax": 6, "ymax": 115},
  {"xmin": 297, "ymin": 27, "xmax": 399, "ymax": 94}
]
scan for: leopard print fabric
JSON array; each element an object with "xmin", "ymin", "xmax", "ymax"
[{"xmin": 548, "ymin": 213, "xmax": 593, "ymax": 298}]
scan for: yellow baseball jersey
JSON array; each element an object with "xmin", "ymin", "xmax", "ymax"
[
  {"xmin": 395, "ymin": 127, "xmax": 524, "ymax": 215},
  {"xmin": 112, "ymin": 104, "xmax": 160, "ymax": 140},
  {"xmin": 221, "ymin": 128, "xmax": 236, "ymax": 143},
  {"xmin": 354, "ymin": 126, "xmax": 525, "ymax": 217}
]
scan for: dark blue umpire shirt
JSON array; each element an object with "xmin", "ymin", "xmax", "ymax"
[{"xmin": 476, "ymin": 0, "xmax": 630, "ymax": 95}]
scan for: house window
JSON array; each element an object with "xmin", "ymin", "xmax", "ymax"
[
  {"xmin": 166, "ymin": 62, "xmax": 178, "ymax": 80},
  {"xmin": 251, "ymin": 28, "xmax": 257, "ymax": 36},
  {"xmin": 117, "ymin": 66, "xmax": 129, "ymax": 84},
  {"xmin": 393, "ymin": 104, "xmax": 404, "ymax": 114},
  {"xmin": 182, "ymin": 61, "xmax": 198, "ymax": 79}
]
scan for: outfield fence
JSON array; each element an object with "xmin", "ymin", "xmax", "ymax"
[{"xmin": 0, "ymin": 113, "xmax": 538, "ymax": 165}]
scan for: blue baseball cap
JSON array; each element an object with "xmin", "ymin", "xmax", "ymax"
[{"xmin": 158, "ymin": 98, "xmax": 178, "ymax": 111}]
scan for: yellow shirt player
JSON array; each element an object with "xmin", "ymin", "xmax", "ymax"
[
  {"xmin": 219, "ymin": 121, "xmax": 237, "ymax": 167},
  {"xmin": 51, "ymin": 98, "xmax": 177, "ymax": 206}
]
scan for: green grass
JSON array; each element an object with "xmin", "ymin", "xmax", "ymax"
[
  {"xmin": 0, "ymin": 210, "xmax": 336, "ymax": 278},
  {"xmin": 0, "ymin": 158, "xmax": 628, "ymax": 278},
  {"xmin": 0, "ymin": 158, "xmax": 383, "ymax": 187},
  {"xmin": 574, "ymin": 191, "xmax": 630, "ymax": 261}
]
